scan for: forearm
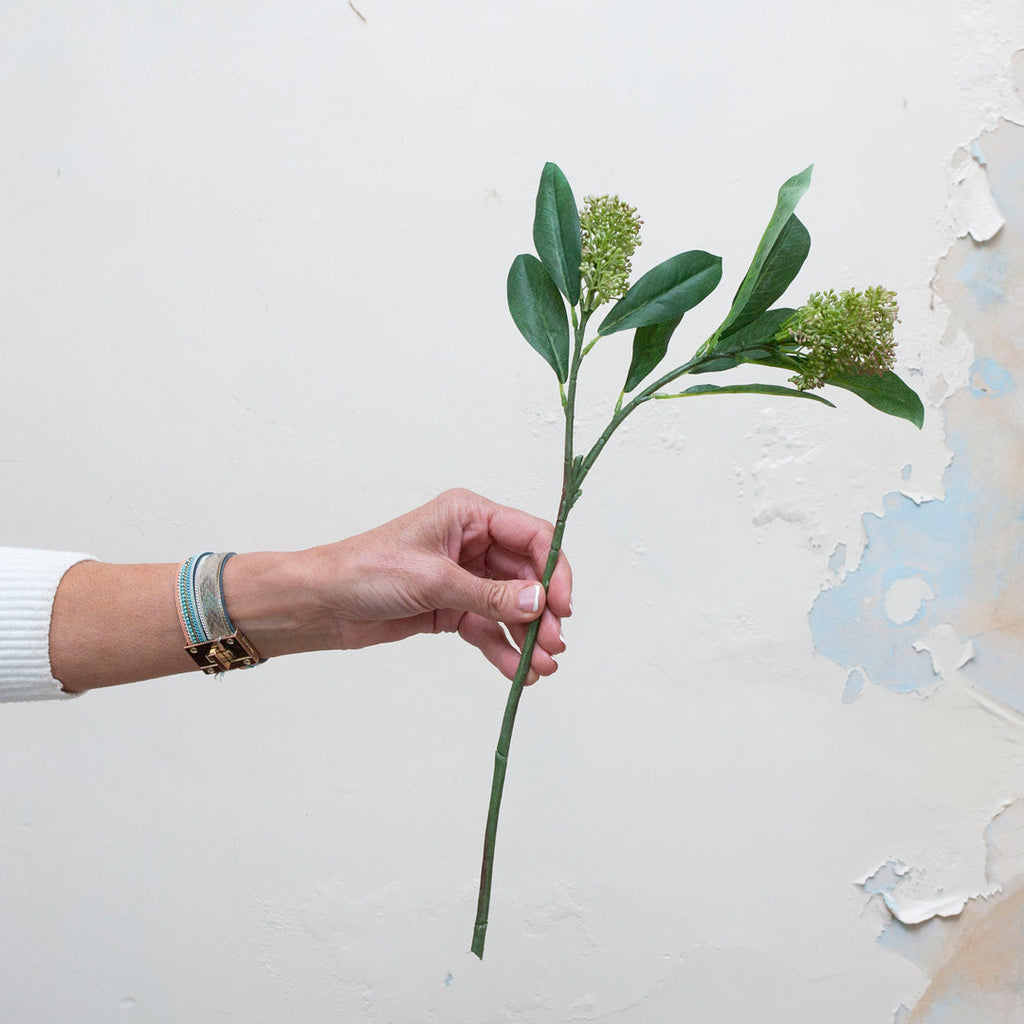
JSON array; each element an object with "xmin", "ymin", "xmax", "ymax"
[
  {"xmin": 43, "ymin": 489, "xmax": 570, "ymax": 695},
  {"xmin": 50, "ymin": 551, "xmax": 330, "ymax": 693}
]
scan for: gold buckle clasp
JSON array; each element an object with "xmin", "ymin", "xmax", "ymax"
[{"xmin": 185, "ymin": 631, "xmax": 261, "ymax": 675}]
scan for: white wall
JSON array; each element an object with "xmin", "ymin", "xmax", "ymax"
[{"xmin": 3, "ymin": 3, "xmax": 1023, "ymax": 1021}]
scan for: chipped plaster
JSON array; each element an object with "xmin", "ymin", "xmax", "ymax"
[{"xmin": 810, "ymin": 49, "xmax": 1024, "ymax": 1024}]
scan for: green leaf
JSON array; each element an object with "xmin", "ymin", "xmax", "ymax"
[
  {"xmin": 533, "ymin": 162, "xmax": 582, "ymax": 307},
  {"xmin": 718, "ymin": 166, "xmax": 813, "ymax": 341},
  {"xmin": 689, "ymin": 350, "xmax": 780, "ymax": 375},
  {"xmin": 665, "ymin": 383, "xmax": 836, "ymax": 407},
  {"xmin": 598, "ymin": 250, "xmax": 722, "ymax": 336},
  {"xmin": 688, "ymin": 355, "xmax": 743, "ymax": 375},
  {"xmin": 685, "ymin": 308, "xmax": 796, "ymax": 376},
  {"xmin": 714, "ymin": 307, "xmax": 795, "ymax": 355},
  {"xmin": 825, "ymin": 370, "xmax": 925, "ymax": 428},
  {"xmin": 624, "ymin": 315, "xmax": 683, "ymax": 392},
  {"xmin": 507, "ymin": 254, "xmax": 570, "ymax": 382}
]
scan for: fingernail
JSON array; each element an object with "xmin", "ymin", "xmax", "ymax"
[
  {"xmin": 518, "ymin": 584, "xmax": 541, "ymax": 613},
  {"xmin": 559, "ymin": 630, "xmax": 566, "ymax": 645},
  {"xmin": 569, "ymin": 598, "xmax": 574, "ymax": 615}
]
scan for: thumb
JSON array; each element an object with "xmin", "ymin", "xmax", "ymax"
[{"xmin": 442, "ymin": 564, "xmax": 545, "ymax": 624}]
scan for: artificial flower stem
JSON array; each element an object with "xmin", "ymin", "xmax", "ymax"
[
  {"xmin": 470, "ymin": 505, "xmax": 569, "ymax": 960},
  {"xmin": 471, "ymin": 309, "xmax": 589, "ymax": 959}
]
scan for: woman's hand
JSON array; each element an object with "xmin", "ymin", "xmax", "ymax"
[
  {"xmin": 230, "ymin": 489, "xmax": 572, "ymax": 684},
  {"xmin": 51, "ymin": 489, "xmax": 572, "ymax": 692}
]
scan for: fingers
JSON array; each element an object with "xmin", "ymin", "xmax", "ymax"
[
  {"xmin": 440, "ymin": 490, "xmax": 573, "ymax": 620},
  {"xmin": 458, "ymin": 614, "xmax": 559, "ymax": 685},
  {"xmin": 392, "ymin": 490, "xmax": 574, "ymax": 685},
  {"xmin": 483, "ymin": 504, "xmax": 574, "ymax": 620},
  {"xmin": 544, "ymin": 548, "xmax": 573, "ymax": 620},
  {"xmin": 430, "ymin": 557, "xmax": 548, "ymax": 629},
  {"xmin": 506, "ymin": 607, "xmax": 565, "ymax": 662}
]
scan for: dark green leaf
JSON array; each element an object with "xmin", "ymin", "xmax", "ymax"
[
  {"xmin": 624, "ymin": 316, "xmax": 683, "ymax": 392},
  {"xmin": 533, "ymin": 162, "xmax": 582, "ymax": 307},
  {"xmin": 689, "ymin": 355, "xmax": 743, "ymax": 374},
  {"xmin": 683, "ymin": 309, "xmax": 797, "ymax": 376},
  {"xmin": 669, "ymin": 383, "xmax": 836, "ymax": 407},
  {"xmin": 715, "ymin": 307, "xmax": 795, "ymax": 354},
  {"xmin": 825, "ymin": 370, "xmax": 925, "ymax": 428},
  {"xmin": 598, "ymin": 250, "xmax": 722, "ymax": 336},
  {"xmin": 718, "ymin": 166, "xmax": 813, "ymax": 340},
  {"xmin": 507, "ymin": 254, "xmax": 570, "ymax": 382},
  {"xmin": 689, "ymin": 349, "xmax": 781, "ymax": 375},
  {"xmin": 720, "ymin": 216, "xmax": 810, "ymax": 340}
]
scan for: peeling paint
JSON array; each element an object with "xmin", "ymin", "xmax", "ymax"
[
  {"xmin": 903, "ymin": 884, "xmax": 1024, "ymax": 1023},
  {"xmin": 911, "ymin": 625, "xmax": 976, "ymax": 680},
  {"xmin": 947, "ymin": 145, "xmax": 1005, "ymax": 242},
  {"xmin": 812, "ymin": 119, "xmax": 1024, "ymax": 712},
  {"xmin": 858, "ymin": 858, "xmax": 986, "ymax": 926},
  {"xmin": 842, "ymin": 668, "xmax": 865, "ymax": 704},
  {"xmin": 833, "ymin": 111, "xmax": 1024, "ymax": 1021},
  {"xmin": 884, "ymin": 577, "xmax": 936, "ymax": 626},
  {"xmin": 885, "ymin": 802, "xmax": 1024, "ymax": 1023}
]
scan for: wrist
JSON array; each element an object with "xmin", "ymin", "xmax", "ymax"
[{"xmin": 220, "ymin": 549, "xmax": 330, "ymax": 658}]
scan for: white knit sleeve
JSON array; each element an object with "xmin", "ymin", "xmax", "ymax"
[{"xmin": 0, "ymin": 548, "xmax": 95, "ymax": 702}]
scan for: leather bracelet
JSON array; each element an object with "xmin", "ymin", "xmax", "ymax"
[{"xmin": 175, "ymin": 552, "xmax": 264, "ymax": 675}]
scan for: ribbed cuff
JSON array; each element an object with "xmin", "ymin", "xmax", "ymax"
[{"xmin": 0, "ymin": 548, "xmax": 95, "ymax": 702}]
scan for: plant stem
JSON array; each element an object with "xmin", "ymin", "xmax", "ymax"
[
  {"xmin": 469, "ymin": 503, "xmax": 569, "ymax": 959},
  {"xmin": 471, "ymin": 309, "xmax": 590, "ymax": 959},
  {"xmin": 471, "ymin": 317, "xmax": 712, "ymax": 958}
]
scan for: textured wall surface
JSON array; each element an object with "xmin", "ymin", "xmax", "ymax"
[{"xmin": 3, "ymin": 3, "xmax": 1024, "ymax": 1022}]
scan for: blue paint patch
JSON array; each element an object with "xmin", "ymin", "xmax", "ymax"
[
  {"xmin": 812, "ymin": 418, "xmax": 1024, "ymax": 706},
  {"xmin": 902, "ymin": 463, "xmax": 913, "ymax": 480},
  {"xmin": 969, "ymin": 355, "xmax": 1015, "ymax": 397},
  {"xmin": 955, "ymin": 248, "xmax": 1009, "ymax": 311},
  {"xmin": 828, "ymin": 543, "xmax": 847, "ymax": 573},
  {"xmin": 444, "ymin": 972, "xmax": 453, "ymax": 988},
  {"xmin": 971, "ymin": 139, "xmax": 988, "ymax": 166},
  {"xmin": 810, "ymin": 487, "xmax": 971, "ymax": 693},
  {"xmin": 814, "ymin": 123, "xmax": 1024, "ymax": 711},
  {"xmin": 860, "ymin": 859, "xmax": 908, "ymax": 897},
  {"xmin": 841, "ymin": 668, "xmax": 864, "ymax": 704}
]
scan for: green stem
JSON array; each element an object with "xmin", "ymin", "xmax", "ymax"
[
  {"xmin": 575, "ymin": 346, "xmax": 715, "ymax": 482},
  {"xmin": 469, "ymin": 503, "xmax": 569, "ymax": 959},
  {"xmin": 471, "ymin": 308, "xmax": 590, "ymax": 959},
  {"xmin": 471, "ymin": 312, "xmax": 710, "ymax": 957}
]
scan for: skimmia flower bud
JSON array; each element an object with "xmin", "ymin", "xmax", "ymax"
[
  {"xmin": 785, "ymin": 286, "xmax": 899, "ymax": 390},
  {"xmin": 579, "ymin": 194, "xmax": 643, "ymax": 308}
]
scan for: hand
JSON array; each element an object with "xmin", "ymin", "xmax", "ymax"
[
  {"xmin": 50, "ymin": 489, "xmax": 571, "ymax": 693},
  {"xmin": 298, "ymin": 489, "xmax": 572, "ymax": 683}
]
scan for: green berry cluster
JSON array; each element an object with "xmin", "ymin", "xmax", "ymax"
[
  {"xmin": 579, "ymin": 194, "xmax": 643, "ymax": 309},
  {"xmin": 785, "ymin": 286, "xmax": 899, "ymax": 390}
]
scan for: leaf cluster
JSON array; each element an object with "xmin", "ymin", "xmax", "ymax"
[{"xmin": 506, "ymin": 162, "xmax": 924, "ymax": 428}]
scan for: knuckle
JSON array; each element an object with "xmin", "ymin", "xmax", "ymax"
[
  {"xmin": 438, "ymin": 486, "xmax": 474, "ymax": 508},
  {"xmin": 484, "ymin": 582, "xmax": 507, "ymax": 619}
]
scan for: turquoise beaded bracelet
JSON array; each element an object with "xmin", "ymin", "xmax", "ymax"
[{"xmin": 174, "ymin": 552, "xmax": 263, "ymax": 675}]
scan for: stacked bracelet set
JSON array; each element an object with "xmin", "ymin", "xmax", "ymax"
[{"xmin": 175, "ymin": 552, "xmax": 263, "ymax": 675}]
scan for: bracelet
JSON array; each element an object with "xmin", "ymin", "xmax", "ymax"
[{"xmin": 175, "ymin": 552, "xmax": 264, "ymax": 675}]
